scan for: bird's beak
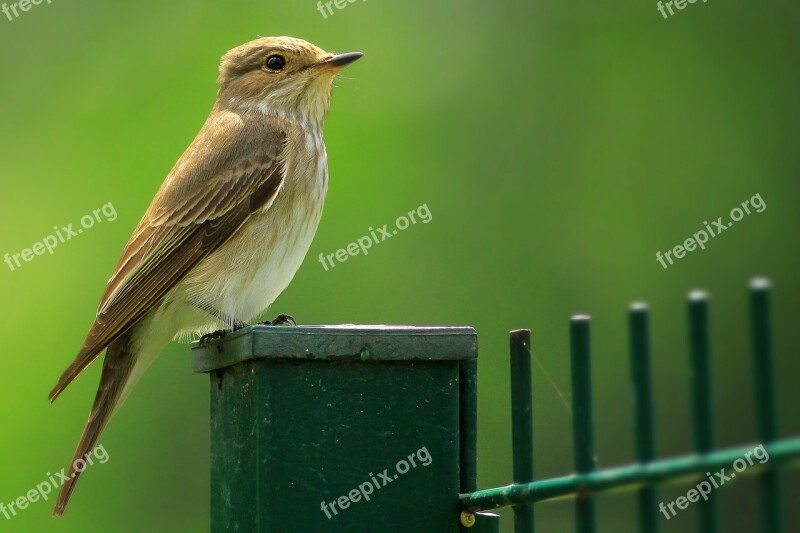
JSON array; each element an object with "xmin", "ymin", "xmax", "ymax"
[{"xmin": 314, "ymin": 52, "xmax": 364, "ymax": 71}]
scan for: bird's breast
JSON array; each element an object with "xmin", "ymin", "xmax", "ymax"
[{"xmin": 178, "ymin": 126, "xmax": 328, "ymax": 328}]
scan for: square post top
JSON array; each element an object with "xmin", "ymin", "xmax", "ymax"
[{"xmin": 191, "ymin": 324, "xmax": 478, "ymax": 373}]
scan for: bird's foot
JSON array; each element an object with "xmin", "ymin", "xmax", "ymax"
[
  {"xmin": 198, "ymin": 321, "xmax": 249, "ymax": 346},
  {"xmin": 258, "ymin": 314, "xmax": 296, "ymax": 327},
  {"xmin": 198, "ymin": 329, "xmax": 228, "ymax": 347}
]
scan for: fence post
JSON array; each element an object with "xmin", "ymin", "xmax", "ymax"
[{"xmin": 192, "ymin": 324, "xmax": 478, "ymax": 532}]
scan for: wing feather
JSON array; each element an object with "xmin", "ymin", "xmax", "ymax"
[{"xmin": 50, "ymin": 118, "xmax": 287, "ymax": 401}]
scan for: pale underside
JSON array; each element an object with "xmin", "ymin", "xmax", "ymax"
[{"xmin": 120, "ymin": 123, "xmax": 328, "ymax": 403}]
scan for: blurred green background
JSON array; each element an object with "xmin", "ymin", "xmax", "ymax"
[{"xmin": 0, "ymin": 0, "xmax": 797, "ymax": 531}]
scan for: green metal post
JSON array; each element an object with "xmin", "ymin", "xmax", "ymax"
[
  {"xmin": 749, "ymin": 278, "xmax": 784, "ymax": 533},
  {"xmin": 687, "ymin": 290, "xmax": 719, "ymax": 533},
  {"xmin": 192, "ymin": 325, "xmax": 477, "ymax": 533},
  {"xmin": 460, "ymin": 358, "xmax": 488, "ymax": 532},
  {"xmin": 570, "ymin": 316, "xmax": 596, "ymax": 533},
  {"xmin": 628, "ymin": 303, "xmax": 658, "ymax": 533},
  {"xmin": 510, "ymin": 329, "xmax": 534, "ymax": 533},
  {"xmin": 460, "ymin": 358, "xmax": 478, "ymax": 494}
]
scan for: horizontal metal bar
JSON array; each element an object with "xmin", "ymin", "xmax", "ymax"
[{"xmin": 460, "ymin": 438, "xmax": 800, "ymax": 512}]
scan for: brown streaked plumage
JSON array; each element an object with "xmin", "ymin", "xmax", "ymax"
[{"xmin": 50, "ymin": 36, "xmax": 362, "ymax": 516}]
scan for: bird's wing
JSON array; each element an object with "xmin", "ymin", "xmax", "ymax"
[{"xmin": 50, "ymin": 115, "xmax": 288, "ymax": 401}]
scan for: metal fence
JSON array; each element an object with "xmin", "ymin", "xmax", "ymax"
[{"xmin": 460, "ymin": 278, "xmax": 800, "ymax": 532}]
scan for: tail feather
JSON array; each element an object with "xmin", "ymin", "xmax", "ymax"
[
  {"xmin": 49, "ymin": 332, "xmax": 115, "ymax": 404},
  {"xmin": 48, "ymin": 347, "xmax": 101, "ymax": 403},
  {"xmin": 53, "ymin": 334, "xmax": 135, "ymax": 517}
]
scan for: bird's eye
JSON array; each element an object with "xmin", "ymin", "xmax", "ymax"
[{"xmin": 265, "ymin": 55, "xmax": 286, "ymax": 72}]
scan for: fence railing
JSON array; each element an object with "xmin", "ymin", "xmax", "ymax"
[{"xmin": 459, "ymin": 278, "xmax": 800, "ymax": 533}]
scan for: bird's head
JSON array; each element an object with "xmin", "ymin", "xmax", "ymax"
[{"xmin": 216, "ymin": 36, "xmax": 362, "ymax": 125}]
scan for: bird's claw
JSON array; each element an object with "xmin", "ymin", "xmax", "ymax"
[
  {"xmin": 258, "ymin": 314, "xmax": 296, "ymax": 327},
  {"xmin": 198, "ymin": 329, "xmax": 228, "ymax": 347},
  {"xmin": 198, "ymin": 321, "xmax": 249, "ymax": 346}
]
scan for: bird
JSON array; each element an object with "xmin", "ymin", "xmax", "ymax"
[{"xmin": 48, "ymin": 36, "xmax": 362, "ymax": 516}]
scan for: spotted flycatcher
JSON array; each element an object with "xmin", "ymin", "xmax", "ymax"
[{"xmin": 49, "ymin": 36, "xmax": 362, "ymax": 515}]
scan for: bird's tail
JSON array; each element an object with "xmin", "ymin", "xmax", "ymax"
[{"xmin": 53, "ymin": 333, "xmax": 135, "ymax": 517}]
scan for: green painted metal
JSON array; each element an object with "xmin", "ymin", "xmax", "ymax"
[
  {"xmin": 460, "ymin": 437, "xmax": 800, "ymax": 511},
  {"xmin": 193, "ymin": 325, "xmax": 477, "ymax": 533},
  {"xmin": 459, "ymin": 278, "xmax": 800, "ymax": 533},
  {"xmin": 509, "ymin": 329, "xmax": 534, "ymax": 533},
  {"xmin": 749, "ymin": 278, "xmax": 785, "ymax": 533},
  {"xmin": 687, "ymin": 290, "xmax": 719, "ymax": 532},
  {"xmin": 628, "ymin": 303, "xmax": 658, "ymax": 533},
  {"xmin": 192, "ymin": 325, "xmax": 477, "ymax": 372},
  {"xmin": 459, "ymin": 358, "xmax": 479, "ymax": 533},
  {"xmin": 460, "ymin": 358, "xmax": 478, "ymax": 494},
  {"xmin": 570, "ymin": 316, "xmax": 596, "ymax": 533},
  {"xmin": 188, "ymin": 280, "xmax": 797, "ymax": 531}
]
